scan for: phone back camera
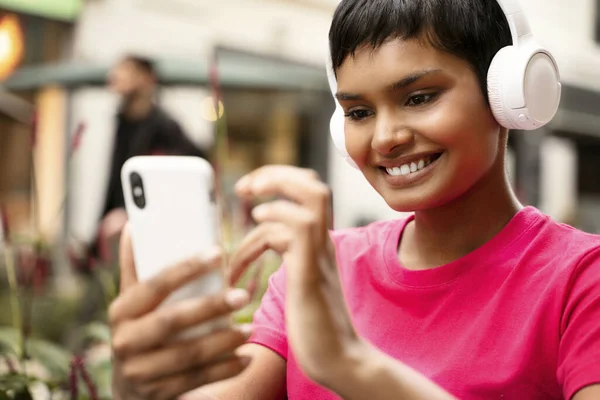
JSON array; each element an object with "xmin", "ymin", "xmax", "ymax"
[{"xmin": 130, "ymin": 172, "xmax": 146, "ymax": 209}]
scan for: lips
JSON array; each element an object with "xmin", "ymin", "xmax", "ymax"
[
  {"xmin": 384, "ymin": 153, "xmax": 442, "ymax": 177},
  {"xmin": 377, "ymin": 152, "xmax": 443, "ymax": 186},
  {"xmin": 378, "ymin": 152, "xmax": 442, "ymax": 173}
]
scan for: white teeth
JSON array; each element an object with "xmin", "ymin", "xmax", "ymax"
[{"xmin": 385, "ymin": 155, "xmax": 436, "ymax": 177}]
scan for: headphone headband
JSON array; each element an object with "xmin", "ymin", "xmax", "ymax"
[{"xmin": 495, "ymin": 0, "xmax": 531, "ymax": 43}]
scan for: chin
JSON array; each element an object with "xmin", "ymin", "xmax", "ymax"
[
  {"xmin": 380, "ymin": 191, "xmax": 447, "ymax": 213},
  {"xmin": 361, "ymin": 172, "xmax": 440, "ymax": 214}
]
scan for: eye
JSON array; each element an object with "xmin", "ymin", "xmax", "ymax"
[
  {"xmin": 344, "ymin": 109, "xmax": 374, "ymax": 121},
  {"xmin": 406, "ymin": 93, "xmax": 436, "ymax": 107}
]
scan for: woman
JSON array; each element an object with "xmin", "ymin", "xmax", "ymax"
[{"xmin": 108, "ymin": 0, "xmax": 600, "ymax": 399}]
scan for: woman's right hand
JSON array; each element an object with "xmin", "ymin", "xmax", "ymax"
[{"xmin": 109, "ymin": 225, "xmax": 253, "ymax": 400}]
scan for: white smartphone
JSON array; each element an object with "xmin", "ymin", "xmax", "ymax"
[{"xmin": 121, "ymin": 156, "xmax": 227, "ymax": 338}]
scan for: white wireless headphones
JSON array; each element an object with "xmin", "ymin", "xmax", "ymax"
[{"xmin": 327, "ymin": 0, "xmax": 562, "ymax": 169}]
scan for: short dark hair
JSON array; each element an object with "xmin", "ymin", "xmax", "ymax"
[
  {"xmin": 122, "ymin": 55, "xmax": 157, "ymax": 79},
  {"xmin": 329, "ymin": 0, "xmax": 512, "ymax": 102}
]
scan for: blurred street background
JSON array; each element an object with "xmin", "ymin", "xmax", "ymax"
[{"xmin": 0, "ymin": 0, "xmax": 599, "ymax": 398}]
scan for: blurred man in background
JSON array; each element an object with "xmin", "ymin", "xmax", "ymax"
[{"xmin": 98, "ymin": 55, "xmax": 207, "ymax": 257}]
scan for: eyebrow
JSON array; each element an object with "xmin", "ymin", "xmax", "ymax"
[{"xmin": 335, "ymin": 69, "xmax": 442, "ymax": 101}]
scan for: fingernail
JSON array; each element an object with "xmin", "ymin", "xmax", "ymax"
[
  {"xmin": 251, "ymin": 176, "xmax": 268, "ymax": 191},
  {"xmin": 237, "ymin": 324, "xmax": 253, "ymax": 338},
  {"xmin": 225, "ymin": 288, "xmax": 249, "ymax": 309},
  {"xmin": 252, "ymin": 204, "xmax": 268, "ymax": 219},
  {"xmin": 201, "ymin": 246, "xmax": 222, "ymax": 264},
  {"xmin": 235, "ymin": 176, "xmax": 251, "ymax": 192}
]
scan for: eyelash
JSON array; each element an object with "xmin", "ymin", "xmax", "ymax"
[
  {"xmin": 344, "ymin": 93, "xmax": 438, "ymax": 121},
  {"xmin": 406, "ymin": 93, "xmax": 436, "ymax": 107}
]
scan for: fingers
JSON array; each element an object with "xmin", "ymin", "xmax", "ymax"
[
  {"xmin": 119, "ymin": 325, "xmax": 253, "ymax": 383},
  {"xmin": 118, "ymin": 224, "xmax": 138, "ymax": 292},
  {"xmin": 112, "ymin": 289, "xmax": 250, "ymax": 357},
  {"xmin": 236, "ymin": 166, "xmax": 330, "ymax": 211},
  {"xmin": 252, "ymin": 200, "xmax": 326, "ymax": 259},
  {"xmin": 229, "ymin": 222, "xmax": 291, "ymax": 284},
  {"xmin": 252, "ymin": 200, "xmax": 317, "ymax": 229},
  {"xmin": 236, "ymin": 166, "xmax": 333, "ymax": 233},
  {"xmin": 124, "ymin": 354, "xmax": 251, "ymax": 400},
  {"xmin": 109, "ymin": 248, "xmax": 223, "ymax": 325}
]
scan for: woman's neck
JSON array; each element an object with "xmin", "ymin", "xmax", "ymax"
[{"xmin": 399, "ymin": 157, "xmax": 522, "ymax": 270}]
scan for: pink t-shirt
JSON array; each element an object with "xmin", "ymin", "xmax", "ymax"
[{"xmin": 249, "ymin": 207, "xmax": 600, "ymax": 399}]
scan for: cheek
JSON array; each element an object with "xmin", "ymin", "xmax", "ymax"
[
  {"xmin": 432, "ymin": 106, "xmax": 500, "ymax": 186},
  {"xmin": 344, "ymin": 121, "xmax": 374, "ymax": 163},
  {"xmin": 420, "ymin": 98, "xmax": 498, "ymax": 156}
]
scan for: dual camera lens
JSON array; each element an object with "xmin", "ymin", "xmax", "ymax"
[{"xmin": 129, "ymin": 172, "xmax": 146, "ymax": 209}]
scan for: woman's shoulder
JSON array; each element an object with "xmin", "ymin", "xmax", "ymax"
[
  {"xmin": 518, "ymin": 208, "xmax": 600, "ymax": 283},
  {"xmin": 528, "ymin": 207, "xmax": 600, "ymax": 256}
]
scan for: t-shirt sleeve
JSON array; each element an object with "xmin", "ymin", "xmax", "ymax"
[
  {"xmin": 248, "ymin": 265, "xmax": 288, "ymax": 359},
  {"xmin": 557, "ymin": 246, "xmax": 600, "ymax": 399}
]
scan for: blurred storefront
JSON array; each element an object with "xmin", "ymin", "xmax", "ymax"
[
  {"xmin": 0, "ymin": 0, "xmax": 341, "ymax": 244},
  {"xmin": 0, "ymin": 0, "xmax": 399, "ymax": 235},
  {"xmin": 2, "ymin": 0, "xmax": 600, "ymax": 241},
  {"xmin": 2, "ymin": 49, "xmax": 333, "ymax": 245},
  {"xmin": 0, "ymin": 0, "xmax": 80, "ymax": 238}
]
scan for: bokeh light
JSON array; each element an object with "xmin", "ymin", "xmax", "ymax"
[
  {"xmin": 200, "ymin": 96, "xmax": 225, "ymax": 121},
  {"xmin": 0, "ymin": 14, "xmax": 25, "ymax": 80}
]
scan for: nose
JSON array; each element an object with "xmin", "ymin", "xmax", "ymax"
[{"xmin": 371, "ymin": 111, "xmax": 414, "ymax": 155}]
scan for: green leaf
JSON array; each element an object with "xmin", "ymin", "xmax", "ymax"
[
  {"xmin": 26, "ymin": 339, "xmax": 72, "ymax": 381},
  {"xmin": 82, "ymin": 323, "xmax": 111, "ymax": 345},
  {"xmin": 0, "ymin": 373, "xmax": 32, "ymax": 393},
  {"xmin": 0, "ymin": 390, "xmax": 10, "ymax": 400},
  {"xmin": 13, "ymin": 387, "xmax": 33, "ymax": 400}
]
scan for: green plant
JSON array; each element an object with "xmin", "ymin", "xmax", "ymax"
[
  {"xmin": 0, "ymin": 56, "xmax": 282, "ymax": 399},
  {"xmin": 0, "ymin": 116, "xmax": 115, "ymax": 399}
]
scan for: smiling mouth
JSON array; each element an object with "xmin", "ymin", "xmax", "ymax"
[{"xmin": 381, "ymin": 153, "xmax": 443, "ymax": 177}]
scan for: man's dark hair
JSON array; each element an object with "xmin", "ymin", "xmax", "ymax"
[
  {"xmin": 329, "ymin": 0, "xmax": 512, "ymax": 102},
  {"xmin": 123, "ymin": 55, "xmax": 158, "ymax": 80}
]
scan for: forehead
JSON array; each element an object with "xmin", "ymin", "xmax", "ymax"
[{"xmin": 336, "ymin": 38, "xmax": 472, "ymax": 91}]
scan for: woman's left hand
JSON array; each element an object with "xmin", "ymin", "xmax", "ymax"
[{"xmin": 230, "ymin": 165, "xmax": 363, "ymax": 385}]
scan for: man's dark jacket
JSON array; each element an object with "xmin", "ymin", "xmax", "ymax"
[{"xmin": 101, "ymin": 106, "xmax": 207, "ymax": 217}]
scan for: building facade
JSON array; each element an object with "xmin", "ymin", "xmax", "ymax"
[
  {"xmin": 0, "ymin": 1, "xmax": 78, "ymax": 237},
  {"xmin": 3, "ymin": 0, "xmax": 599, "ymax": 241}
]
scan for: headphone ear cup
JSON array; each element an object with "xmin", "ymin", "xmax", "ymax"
[
  {"xmin": 330, "ymin": 107, "xmax": 359, "ymax": 169},
  {"xmin": 488, "ymin": 44, "xmax": 561, "ymax": 131},
  {"xmin": 330, "ymin": 105, "xmax": 347, "ymax": 157},
  {"xmin": 326, "ymin": 55, "xmax": 359, "ymax": 169},
  {"xmin": 521, "ymin": 52, "xmax": 561, "ymax": 125},
  {"xmin": 487, "ymin": 46, "xmax": 517, "ymax": 129}
]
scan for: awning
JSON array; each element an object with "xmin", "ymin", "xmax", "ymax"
[
  {"xmin": 0, "ymin": 0, "xmax": 82, "ymax": 21},
  {"xmin": 1, "ymin": 50, "xmax": 330, "ymax": 92}
]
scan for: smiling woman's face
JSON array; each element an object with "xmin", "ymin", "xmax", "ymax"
[{"xmin": 336, "ymin": 38, "xmax": 503, "ymax": 212}]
